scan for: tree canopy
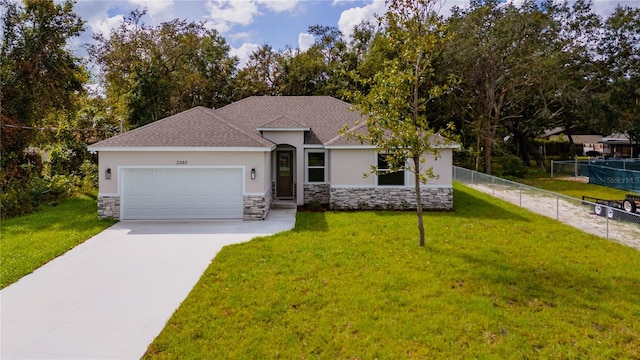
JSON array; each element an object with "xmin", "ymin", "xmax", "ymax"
[
  {"xmin": 88, "ymin": 10, "xmax": 238, "ymax": 129},
  {"xmin": 2, "ymin": 0, "xmax": 639, "ymax": 218}
]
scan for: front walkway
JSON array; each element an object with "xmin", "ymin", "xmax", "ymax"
[{"xmin": 1, "ymin": 209, "xmax": 296, "ymax": 359}]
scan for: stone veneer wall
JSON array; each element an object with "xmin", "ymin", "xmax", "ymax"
[
  {"xmin": 243, "ymin": 190, "xmax": 272, "ymax": 220},
  {"xmin": 303, "ymin": 184, "xmax": 330, "ymax": 204},
  {"xmin": 98, "ymin": 195, "xmax": 120, "ymax": 220},
  {"xmin": 330, "ymin": 187, "xmax": 453, "ymax": 211}
]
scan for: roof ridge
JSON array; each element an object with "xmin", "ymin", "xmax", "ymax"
[
  {"xmin": 89, "ymin": 107, "xmax": 206, "ymax": 148},
  {"xmin": 259, "ymin": 114, "xmax": 309, "ymax": 128},
  {"xmin": 201, "ymin": 107, "xmax": 274, "ymax": 147},
  {"xmin": 325, "ymin": 121, "xmax": 367, "ymax": 146}
]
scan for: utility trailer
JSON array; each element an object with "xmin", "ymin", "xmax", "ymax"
[{"xmin": 582, "ymin": 194, "xmax": 640, "ymax": 219}]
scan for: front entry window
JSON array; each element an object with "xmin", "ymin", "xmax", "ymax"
[
  {"xmin": 307, "ymin": 151, "xmax": 326, "ymax": 183},
  {"xmin": 279, "ymin": 153, "xmax": 291, "ymax": 176}
]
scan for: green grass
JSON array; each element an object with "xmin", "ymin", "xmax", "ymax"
[
  {"xmin": 145, "ymin": 184, "xmax": 640, "ymax": 359},
  {"xmin": 0, "ymin": 194, "xmax": 117, "ymax": 289},
  {"xmin": 518, "ymin": 177, "xmax": 632, "ymax": 200}
]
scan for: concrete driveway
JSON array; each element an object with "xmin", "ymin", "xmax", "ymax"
[{"xmin": 1, "ymin": 209, "xmax": 295, "ymax": 359}]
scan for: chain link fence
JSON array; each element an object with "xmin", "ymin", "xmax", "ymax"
[
  {"xmin": 453, "ymin": 166, "xmax": 640, "ymax": 250},
  {"xmin": 551, "ymin": 160, "xmax": 640, "ymax": 192},
  {"xmin": 551, "ymin": 159, "xmax": 640, "ymax": 177}
]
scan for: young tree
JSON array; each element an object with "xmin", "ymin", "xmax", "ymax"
[{"xmin": 344, "ymin": 0, "xmax": 457, "ymax": 247}]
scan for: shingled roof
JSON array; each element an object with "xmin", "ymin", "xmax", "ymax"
[
  {"xmin": 89, "ymin": 106, "xmax": 274, "ymax": 149},
  {"xmin": 213, "ymin": 96, "xmax": 363, "ymax": 145},
  {"xmin": 89, "ymin": 96, "xmax": 365, "ymax": 149}
]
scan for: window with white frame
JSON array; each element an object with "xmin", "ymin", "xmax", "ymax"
[
  {"xmin": 377, "ymin": 153, "xmax": 405, "ymax": 186},
  {"xmin": 306, "ymin": 151, "xmax": 326, "ymax": 183}
]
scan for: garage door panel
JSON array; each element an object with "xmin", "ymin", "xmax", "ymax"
[{"xmin": 122, "ymin": 168, "xmax": 243, "ymax": 220}]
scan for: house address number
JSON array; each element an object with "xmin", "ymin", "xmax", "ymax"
[{"xmin": 176, "ymin": 160, "xmax": 188, "ymax": 165}]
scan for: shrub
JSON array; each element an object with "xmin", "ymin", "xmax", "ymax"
[
  {"xmin": 1, "ymin": 174, "xmax": 49, "ymax": 219},
  {"xmin": 493, "ymin": 153, "xmax": 528, "ymax": 178}
]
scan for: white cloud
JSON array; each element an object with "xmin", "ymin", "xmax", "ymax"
[
  {"xmin": 298, "ymin": 32, "xmax": 315, "ymax": 51},
  {"xmin": 337, "ymin": 0, "xmax": 386, "ymax": 41},
  {"xmin": 203, "ymin": 0, "xmax": 301, "ymax": 34},
  {"xmin": 230, "ymin": 42, "xmax": 261, "ymax": 68},
  {"xmin": 332, "ymin": 0, "xmax": 359, "ymax": 5},
  {"xmin": 228, "ymin": 32, "xmax": 252, "ymax": 41},
  {"xmin": 257, "ymin": 0, "xmax": 299, "ymax": 12},
  {"xmin": 128, "ymin": 0, "xmax": 174, "ymax": 16},
  {"xmin": 592, "ymin": 0, "xmax": 638, "ymax": 18},
  {"xmin": 205, "ymin": 0, "xmax": 260, "ymax": 33},
  {"xmin": 88, "ymin": 14, "xmax": 125, "ymax": 38}
]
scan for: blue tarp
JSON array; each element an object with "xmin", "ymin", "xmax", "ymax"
[
  {"xmin": 588, "ymin": 165, "xmax": 640, "ymax": 192},
  {"xmin": 588, "ymin": 160, "xmax": 640, "ymax": 171}
]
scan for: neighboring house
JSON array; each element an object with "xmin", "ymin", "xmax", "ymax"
[
  {"xmin": 88, "ymin": 96, "xmax": 459, "ymax": 221},
  {"xmin": 600, "ymin": 132, "xmax": 639, "ymax": 158},
  {"xmin": 541, "ymin": 127, "xmax": 604, "ymax": 156}
]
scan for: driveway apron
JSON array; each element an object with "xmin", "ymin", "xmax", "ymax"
[{"xmin": 1, "ymin": 209, "xmax": 295, "ymax": 359}]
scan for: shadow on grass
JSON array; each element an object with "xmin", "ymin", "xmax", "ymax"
[
  {"xmin": 450, "ymin": 184, "xmax": 532, "ymax": 222},
  {"xmin": 371, "ymin": 185, "xmax": 531, "ymax": 223},
  {"xmin": 429, "ymin": 242, "xmax": 640, "ymax": 321},
  {"xmin": 291, "ymin": 185, "xmax": 531, "ymax": 234},
  {"xmin": 293, "ymin": 212, "xmax": 329, "ymax": 232}
]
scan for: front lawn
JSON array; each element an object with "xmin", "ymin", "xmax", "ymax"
[
  {"xmin": 0, "ymin": 194, "xmax": 117, "ymax": 289},
  {"xmin": 145, "ymin": 184, "xmax": 640, "ymax": 359}
]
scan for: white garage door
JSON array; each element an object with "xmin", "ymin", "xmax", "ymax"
[{"xmin": 121, "ymin": 168, "xmax": 243, "ymax": 220}]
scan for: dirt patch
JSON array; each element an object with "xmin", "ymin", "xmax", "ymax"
[
  {"xmin": 555, "ymin": 176, "xmax": 589, "ymax": 183},
  {"xmin": 468, "ymin": 183, "xmax": 640, "ymax": 250}
]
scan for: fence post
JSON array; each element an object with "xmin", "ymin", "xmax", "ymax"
[
  {"xmin": 575, "ymin": 157, "xmax": 578, "ymax": 177},
  {"xmin": 519, "ymin": 185, "xmax": 522, "ymax": 207},
  {"xmin": 551, "ymin": 160, "xmax": 554, "ymax": 178}
]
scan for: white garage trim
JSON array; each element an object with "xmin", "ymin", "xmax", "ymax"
[{"xmin": 119, "ymin": 166, "xmax": 245, "ymax": 220}]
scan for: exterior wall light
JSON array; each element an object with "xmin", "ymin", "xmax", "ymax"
[
  {"xmin": 251, "ymin": 168, "xmax": 256, "ymax": 180},
  {"xmin": 105, "ymin": 168, "xmax": 112, "ymax": 180}
]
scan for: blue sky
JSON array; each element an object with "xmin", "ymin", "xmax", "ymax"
[
  {"xmin": 20, "ymin": 0, "xmax": 640, "ymax": 67},
  {"xmin": 68, "ymin": 0, "xmax": 390, "ymax": 67}
]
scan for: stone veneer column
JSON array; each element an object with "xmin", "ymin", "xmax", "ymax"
[
  {"xmin": 243, "ymin": 190, "xmax": 272, "ymax": 220},
  {"xmin": 97, "ymin": 196, "xmax": 120, "ymax": 220},
  {"xmin": 329, "ymin": 187, "xmax": 453, "ymax": 211},
  {"xmin": 303, "ymin": 184, "xmax": 330, "ymax": 205}
]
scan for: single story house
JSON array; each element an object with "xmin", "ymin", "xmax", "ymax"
[
  {"xmin": 600, "ymin": 132, "xmax": 639, "ymax": 158},
  {"xmin": 88, "ymin": 96, "xmax": 458, "ymax": 221},
  {"xmin": 541, "ymin": 127, "xmax": 604, "ymax": 156}
]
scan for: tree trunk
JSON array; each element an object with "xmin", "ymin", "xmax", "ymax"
[
  {"xmin": 514, "ymin": 130, "xmax": 545, "ymax": 170},
  {"xmin": 414, "ymin": 156, "xmax": 425, "ymax": 247},
  {"xmin": 520, "ymin": 135, "xmax": 545, "ymax": 170},
  {"xmin": 484, "ymin": 136, "xmax": 493, "ymax": 175},
  {"xmin": 566, "ymin": 129, "xmax": 576, "ymax": 158},
  {"xmin": 475, "ymin": 136, "xmax": 481, "ymax": 171}
]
